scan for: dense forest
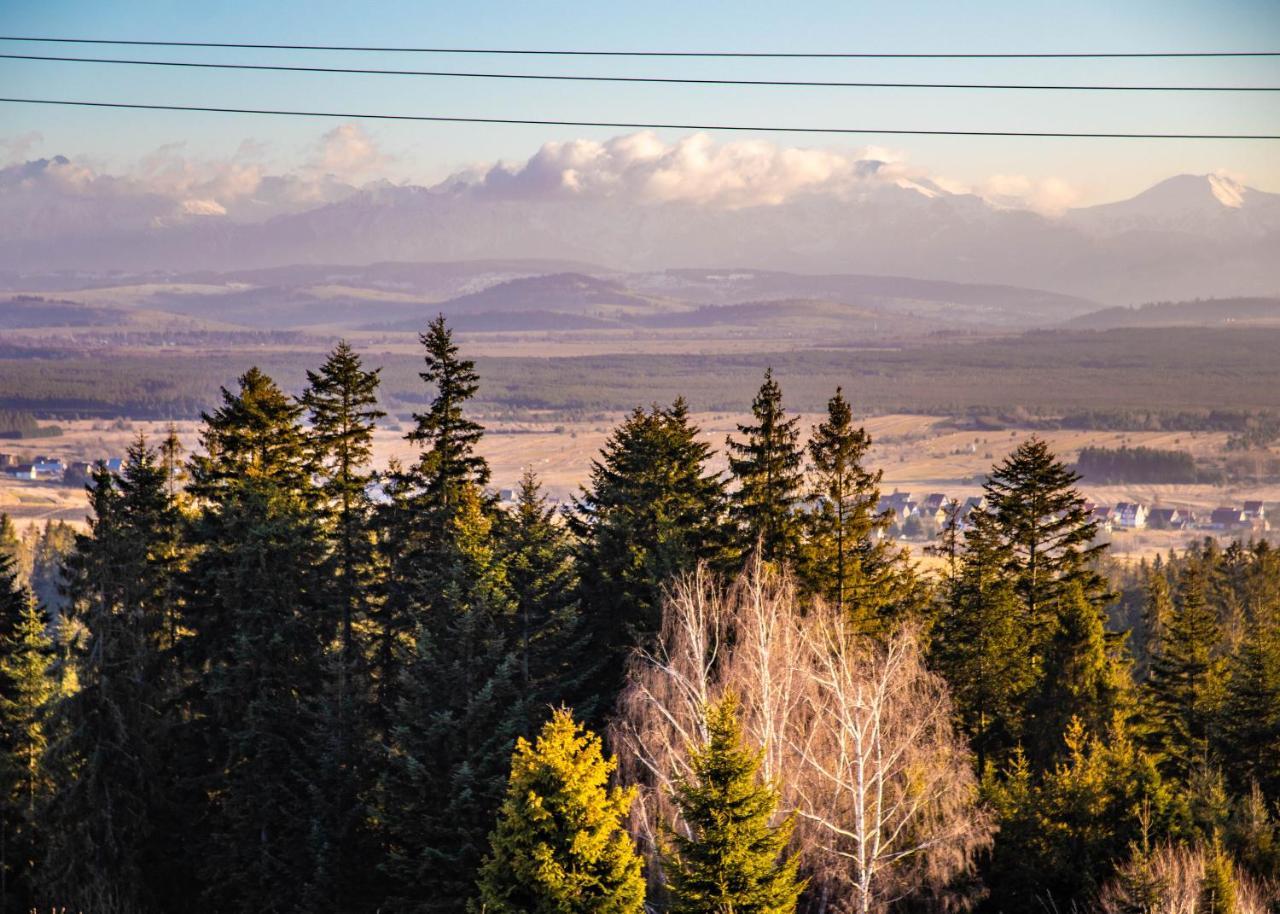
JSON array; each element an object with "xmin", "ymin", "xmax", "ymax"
[
  {"xmin": 1, "ymin": 317, "xmax": 1278, "ymax": 913},
  {"xmin": 1075, "ymin": 445, "xmax": 1208, "ymax": 484}
]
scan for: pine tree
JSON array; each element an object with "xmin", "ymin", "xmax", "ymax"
[
  {"xmin": 1220, "ymin": 603, "xmax": 1280, "ymax": 799},
  {"xmin": 0, "ymin": 597, "xmax": 52, "ymax": 914},
  {"xmin": 663, "ymin": 694, "xmax": 803, "ymax": 914},
  {"xmin": 572, "ymin": 400, "xmax": 726, "ymax": 708},
  {"xmin": 473, "ymin": 708, "xmax": 645, "ymax": 914},
  {"xmin": 803, "ymin": 387, "xmax": 907, "ymax": 627},
  {"xmin": 41, "ymin": 441, "xmax": 185, "ymax": 911},
  {"xmin": 183, "ymin": 367, "xmax": 330, "ymax": 913},
  {"xmin": 1146, "ymin": 562, "xmax": 1226, "ymax": 781},
  {"xmin": 501, "ymin": 470, "xmax": 589, "ymax": 719},
  {"xmin": 1136, "ymin": 568, "xmax": 1174, "ymax": 680},
  {"xmin": 727, "ymin": 369, "xmax": 804, "ymax": 565},
  {"xmin": 931, "ymin": 510, "xmax": 1037, "ymax": 777},
  {"xmin": 1199, "ymin": 837, "xmax": 1238, "ymax": 914},
  {"xmin": 981, "ymin": 436, "xmax": 1108, "ymax": 627}
]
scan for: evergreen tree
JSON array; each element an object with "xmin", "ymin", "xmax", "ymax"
[
  {"xmin": 301, "ymin": 341, "xmax": 385, "ymax": 908},
  {"xmin": 803, "ymin": 387, "xmax": 910, "ymax": 628},
  {"xmin": 1199, "ymin": 837, "xmax": 1238, "ymax": 914},
  {"xmin": 982, "ymin": 436, "xmax": 1108, "ymax": 627},
  {"xmin": 0, "ymin": 597, "xmax": 52, "ymax": 914},
  {"xmin": 473, "ymin": 708, "xmax": 645, "ymax": 914},
  {"xmin": 1146, "ymin": 562, "xmax": 1226, "ymax": 781},
  {"xmin": 379, "ymin": 484, "xmax": 526, "ymax": 913},
  {"xmin": 931, "ymin": 510, "xmax": 1037, "ymax": 776},
  {"xmin": 726, "ymin": 369, "xmax": 804, "ymax": 565},
  {"xmin": 663, "ymin": 695, "xmax": 803, "ymax": 914},
  {"xmin": 1136, "ymin": 567, "xmax": 1174, "ymax": 681},
  {"xmin": 41, "ymin": 441, "xmax": 184, "ymax": 912},
  {"xmin": 1026, "ymin": 580, "xmax": 1133, "ymax": 767},
  {"xmin": 572, "ymin": 400, "xmax": 726, "ymax": 707},
  {"xmin": 501, "ymin": 470, "xmax": 589, "ymax": 719},
  {"xmin": 1220, "ymin": 603, "xmax": 1280, "ymax": 798},
  {"xmin": 183, "ymin": 367, "xmax": 329, "ymax": 913}
]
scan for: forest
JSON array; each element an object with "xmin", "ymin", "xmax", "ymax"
[
  {"xmin": 1075, "ymin": 445, "xmax": 1208, "ymax": 484},
  {"xmin": 1, "ymin": 316, "xmax": 1278, "ymax": 914}
]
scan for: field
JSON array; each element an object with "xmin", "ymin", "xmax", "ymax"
[{"xmin": 5, "ymin": 414, "xmax": 1273, "ymax": 561}]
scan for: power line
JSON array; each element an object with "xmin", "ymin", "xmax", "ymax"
[
  {"xmin": 1, "ymin": 35, "xmax": 1277, "ymax": 58},
  {"xmin": 4, "ymin": 52, "xmax": 1277, "ymax": 91},
  {"xmin": 2, "ymin": 97, "xmax": 1277, "ymax": 139}
]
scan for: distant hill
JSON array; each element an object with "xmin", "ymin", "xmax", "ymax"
[{"xmin": 1067, "ymin": 297, "xmax": 1280, "ymax": 330}]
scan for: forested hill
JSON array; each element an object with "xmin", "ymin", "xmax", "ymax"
[
  {"xmin": 1068, "ymin": 296, "xmax": 1280, "ymax": 329},
  {"xmin": 1, "ymin": 318, "xmax": 1277, "ymax": 914}
]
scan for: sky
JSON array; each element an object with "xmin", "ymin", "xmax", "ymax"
[{"xmin": 2, "ymin": 0, "xmax": 1279, "ymax": 206}]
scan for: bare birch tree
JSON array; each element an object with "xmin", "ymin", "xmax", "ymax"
[{"xmin": 611, "ymin": 558, "xmax": 992, "ymax": 914}]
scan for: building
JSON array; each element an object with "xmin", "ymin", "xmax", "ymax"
[
  {"xmin": 1243, "ymin": 500, "xmax": 1266, "ymax": 522},
  {"xmin": 1114, "ymin": 502, "xmax": 1148, "ymax": 530},
  {"xmin": 1090, "ymin": 505, "xmax": 1114, "ymax": 533},
  {"xmin": 1208, "ymin": 507, "xmax": 1247, "ymax": 530},
  {"xmin": 1146, "ymin": 506, "xmax": 1187, "ymax": 530}
]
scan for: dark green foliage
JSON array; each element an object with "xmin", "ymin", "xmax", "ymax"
[
  {"xmin": 1075, "ymin": 445, "xmax": 1203, "ymax": 484},
  {"xmin": 1146, "ymin": 563, "xmax": 1226, "ymax": 781},
  {"xmin": 727, "ymin": 369, "xmax": 805, "ymax": 564},
  {"xmin": 501, "ymin": 470, "xmax": 589, "ymax": 720},
  {"xmin": 663, "ymin": 695, "xmax": 803, "ymax": 914},
  {"xmin": 571, "ymin": 399, "xmax": 726, "ymax": 705},
  {"xmin": 40, "ymin": 442, "xmax": 183, "ymax": 912},
  {"xmin": 1220, "ymin": 582, "xmax": 1280, "ymax": 799}
]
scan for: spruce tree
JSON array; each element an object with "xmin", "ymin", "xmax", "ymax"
[
  {"xmin": 301, "ymin": 341, "xmax": 385, "ymax": 908},
  {"xmin": 982, "ymin": 436, "xmax": 1108, "ymax": 627},
  {"xmin": 663, "ymin": 695, "xmax": 803, "ymax": 914},
  {"xmin": 0, "ymin": 597, "xmax": 52, "ymax": 914},
  {"xmin": 931, "ymin": 510, "xmax": 1037, "ymax": 777},
  {"xmin": 572, "ymin": 399, "xmax": 726, "ymax": 708},
  {"xmin": 803, "ymin": 387, "xmax": 907, "ymax": 627},
  {"xmin": 41, "ymin": 441, "xmax": 184, "ymax": 911},
  {"xmin": 1146, "ymin": 562, "xmax": 1226, "ymax": 780},
  {"xmin": 727, "ymin": 369, "xmax": 805, "ymax": 565},
  {"xmin": 379, "ymin": 483, "xmax": 527, "ymax": 913},
  {"xmin": 473, "ymin": 708, "xmax": 645, "ymax": 914},
  {"xmin": 1220, "ymin": 606, "xmax": 1280, "ymax": 798},
  {"xmin": 501, "ymin": 470, "xmax": 589, "ymax": 719},
  {"xmin": 1199, "ymin": 837, "xmax": 1238, "ymax": 914},
  {"xmin": 183, "ymin": 367, "xmax": 329, "ymax": 913}
]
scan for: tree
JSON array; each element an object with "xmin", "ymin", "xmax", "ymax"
[
  {"xmin": 1220, "ymin": 605, "xmax": 1280, "ymax": 798},
  {"xmin": 727, "ymin": 369, "xmax": 805, "ymax": 565},
  {"xmin": 572, "ymin": 400, "xmax": 726, "ymax": 708},
  {"xmin": 1146, "ymin": 562, "xmax": 1226, "ymax": 780},
  {"xmin": 379, "ymin": 484, "xmax": 526, "ymax": 913},
  {"xmin": 183, "ymin": 367, "xmax": 330, "ymax": 913},
  {"xmin": 501, "ymin": 470, "xmax": 589, "ymax": 719},
  {"xmin": 663, "ymin": 694, "xmax": 803, "ymax": 914},
  {"xmin": 41, "ymin": 441, "xmax": 185, "ymax": 912},
  {"xmin": 981, "ymin": 436, "xmax": 1107, "ymax": 627},
  {"xmin": 0, "ymin": 597, "xmax": 52, "ymax": 914},
  {"xmin": 930, "ymin": 510, "xmax": 1036, "ymax": 777},
  {"xmin": 614, "ymin": 562, "xmax": 991, "ymax": 914},
  {"xmin": 1200, "ymin": 837, "xmax": 1238, "ymax": 914},
  {"xmin": 803, "ymin": 387, "xmax": 913, "ymax": 630},
  {"xmin": 473, "ymin": 709, "xmax": 645, "ymax": 914}
]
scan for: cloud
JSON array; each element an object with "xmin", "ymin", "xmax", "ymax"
[
  {"xmin": 308, "ymin": 124, "xmax": 388, "ymax": 180},
  {"xmin": 0, "ymin": 132, "xmax": 43, "ymax": 164},
  {"xmin": 980, "ymin": 174, "xmax": 1082, "ymax": 215}
]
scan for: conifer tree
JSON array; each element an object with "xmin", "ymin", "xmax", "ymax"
[
  {"xmin": 1199, "ymin": 837, "xmax": 1238, "ymax": 914},
  {"xmin": 380, "ymin": 483, "xmax": 526, "ymax": 913},
  {"xmin": 501, "ymin": 470, "xmax": 589, "ymax": 718},
  {"xmin": 1136, "ymin": 568, "xmax": 1175, "ymax": 680},
  {"xmin": 474, "ymin": 708, "xmax": 645, "ymax": 914},
  {"xmin": 183, "ymin": 367, "xmax": 329, "ymax": 912},
  {"xmin": 41, "ymin": 442, "xmax": 184, "ymax": 911},
  {"xmin": 0, "ymin": 596, "xmax": 52, "ymax": 914},
  {"xmin": 572, "ymin": 400, "xmax": 726, "ymax": 705},
  {"xmin": 1146, "ymin": 562, "xmax": 1226, "ymax": 780},
  {"xmin": 663, "ymin": 694, "xmax": 803, "ymax": 914},
  {"xmin": 727, "ymin": 369, "xmax": 804, "ymax": 565},
  {"xmin": 1220, "ymin": 609, "xmax": 1280, "ymax": 798},
  {"xmin": 803, "ymin": 387, "xmax": 906, "ymax": 626},
  {"xmin": 931, "ymin": 510, "xmax": 1036, "ymax": 776},
  {"xmin": 982, "ymin": 436, "xmax": 1108, "ymax": 627}
]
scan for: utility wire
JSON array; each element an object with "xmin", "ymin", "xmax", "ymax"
[
  {"xmin": 4, "ymin": 52, "xmax": 1277, "ymax": 91},
  {"xmin": 1, "ymin": 35, "xmax": 1277, "ymax": 58},
  {"xmin": 2, "ymin": 97, "xmax": 1277, "ymax": 139}
]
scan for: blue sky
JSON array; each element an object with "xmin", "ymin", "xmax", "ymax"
[{"xmin": 2, "ymin": 0, "xmax": 1279, "ymax": 202}]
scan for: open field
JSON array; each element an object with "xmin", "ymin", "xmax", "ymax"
[{"xmin": 5, "ymin": 414, "xmax": 1274, "ymax": 560}]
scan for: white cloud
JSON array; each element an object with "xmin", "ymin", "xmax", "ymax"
[
  {"xmin": 980, "ymin": 174, "xmax": 1082, "ymax": 215},
  {"xmin": 308, "ymin": 124, "xmax": 388, "ymax": 180},
  {"xmin": 0, "ymin": 132, "xmax": 43, "ymax": 164}
]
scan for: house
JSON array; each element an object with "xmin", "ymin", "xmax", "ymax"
[
  {"xmin": 877, "ymin": 491, "xmax": 914, "ymax": 524},
  {"xmin": 1114, "ymin": 502, "xmax": 1148, "ymax": 529},
  {"xmin": 104, "ymin": 457, "xmax": 124, "ymax": 474},
  {"xmin": 31, "ymin": 456, "xmax": 64, "ymax": 479},
  {"xmin": 1090, "ymin": 505, "xmax": 1114, "ymax": 533},
  {"xmin": 1243, "ymin": 500, "xmax": 1266, "ymax": 521},
  {"xmin": 0, "ymin": 453, "xmax": 18, "ymax": 468},
  {"xmin": 956, "ymin": 495, "xmax": 987, "ymax": 530},
  {"xmin": 1208, "ymin": 507, "xmax": 1247, "ymax": 530},
  {"xmin": 921, "ymin": 493, "xmax": 951, "ymax": 525},
  {"xmin": 1146, "ymin": 507, "xmax": 1187, "ymax": 530},
  {"xmin": 6, "ymin": 464, "xmax": 37, "ymax": 480}
]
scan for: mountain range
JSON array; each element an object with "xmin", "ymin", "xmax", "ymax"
[{"xmin": 2, "ymin": 158, "xmax": 1277, "ymax": 305}]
